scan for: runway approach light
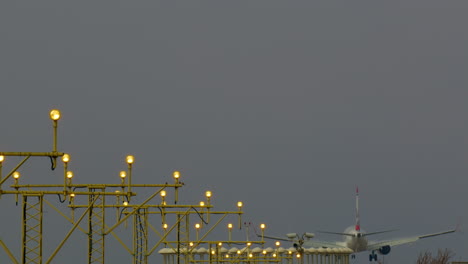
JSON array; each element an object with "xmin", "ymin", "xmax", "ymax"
[
  {"xmin": 13, "ymin": 172, "xmax": 20, "ymax": 179},
  {"xmin": 286, "ymin": 233, "xmax": 297, "ymax": 239},
  {"xmin": 205, "ymin": 191, "xmax": 212, "ymax": 198},
  {"xmin": 160, "ymin": 190, "xmax": 166, "ymax": 197},
  {"xmin": 49, "ymin": 109, "xmax": 61, "ymax": 121},
  {"xmin": 66, "ymin": 171, "xmax": 73, "ymax": 179},
  {"xmin": 126, "ymin": 155, "xmax": 134, "ymax": 164},
  {"xmin": 119, "ymin": 171, "xmax": 126, "ymax": 178},
  {"xmin": 237, "ymin": 201, "xmax": 243, "ymax": 208},
  {"xmin": 0, "ymin": 155, "xmax": 4, "ymax": 162},
  {"xmin": 260, "ymin": 223, "xmax": 266, "ymax": 229},
  {"xmin": 62, "ymin": 154, "xmax": 70, "ymax": 163},
  {"xmin": 173, "ymin": 171, "xmax": 180, "ymax": 179}
]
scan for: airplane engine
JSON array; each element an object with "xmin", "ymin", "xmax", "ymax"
[{"xmin": 378, "ymin": 245, "xmax": 391, "ymax": 255}]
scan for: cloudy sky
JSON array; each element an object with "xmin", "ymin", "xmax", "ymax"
[{"xmin": 1, "ymin": 1, "xmax": 467, "ymax": 263}]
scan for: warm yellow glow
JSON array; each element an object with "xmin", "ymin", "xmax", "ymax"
[
  {"xmin": 0, "ymin": 155, "xmax": 4, "ymax": 162},
  {"xmin": 189, "ymin": 242, "xmax": 194, "ymax": 247},
  {"xmin": 247, "ymin": 242, "xmax": 251, "ymax": 246},
  {"xmin": 119, "ymin": 171, "xmax": 126, "ymax": 178},
  {"xmin": 296, "ymin": 253, "xmax": 301, "ymax": 258},
  {"xmin": 62, "ymin": 154, "xmax": 70, "ymax": 163},
  {"xmin": 249, "ymin": 253, "xmax": 253, "ymax": 258},
  {"xmin": 288, "ymin": 251, "xmax": 292, "ymax": 255},
  {"xmin": 218, "ymin": 242, "xmax": 222, "ymax": 246},
  {"xmin": 115, "ymin": 190, "xmax": 120, "ymax": 193},
  {"xmin": 211, "ymin": 250, "xmax": 215, "ymax": 255},
  {"xmin": 237, "ymin": 250, "xmax": 241, "ymax": 255},
  {"xmin": 262, "ymin": 250, "xmax": 267, "ymax": 255},
  {"xmin": 66, "ymin": 171, "xmax": 74, "ymax": 179},
  {"xmin": 260, "ymin": 223, "xmax": 266, "ymax": 229},
  {"xmin": 199, "ymin": 201, "xmax": 205, "ymax": 206},
  {"xmin": 227, "ymin": 223, "xmax": 233, "ymax": 229},
  {"xmin": 163, "ymin": 223, "xmax": 168, "ymax": 229},
  {"xmin": 237, "ymin": 201, "xmax": 243, "ymax": 208},
  {"xmin": 275, "ymin": 241, "xmax": 280, "ymax": 247},
  {"xmin": 173, "ymin": 171, "xmax": 180, "ymax": 179},
  {"xmin": 126, "ymin": 155, "xmax": 134, "ymax": 164},
  {"xmin": 123, "ymin": 201, "xmax": 128, "ymax": 206},
  {"xmin": 13, "ymin": 171, "xmax": 20, "ymax": 179},
  {"xmin": 50, "ymin": 109, "xmax": 61, "ymax": 121},
  {"xmin": 205, "ymin": 191, "xmax": 212, "ymax": 198},
  {"xmin": 273, "ymin": 253, "xmax": 277, "ymax": 257},
  {"xmin": 70, "ymin": 193, "xmax": 75, "ymax": 198},
  {"xmin": 225, "ymin": 254, "xmax": 230, "ymax": 258},
  {"xmin": 195, "ymin": 223, "xmax": 200, "ymax": 229},
  {"xmin": 160, "ymin": 190, "xmax": 166, "ymax": 197}
]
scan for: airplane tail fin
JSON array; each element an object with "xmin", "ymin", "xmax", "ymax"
[{"xmin": 355, "ymin": 187, "xmax": 360, "ymax": 232}]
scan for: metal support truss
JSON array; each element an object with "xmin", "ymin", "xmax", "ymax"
[
  {"xmin": 21, "ymin": 194, "xmax": 43, "ymax": 264},
  {"xmin": 133, "ymin": 208, "xmax": 148, "ymax": 264},
  {"xmin": 88, "ymin": 188, "xmax": 105, "ymax": 264}
]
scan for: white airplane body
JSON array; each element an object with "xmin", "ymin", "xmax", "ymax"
[{"xmin": 264, "ymin": 188, "xmax": 456, "ymax": 262}]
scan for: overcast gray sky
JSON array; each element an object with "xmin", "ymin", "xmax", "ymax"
[{"xmin": 1, "ymin": 1, "xmax": 467, "ymax": 263}]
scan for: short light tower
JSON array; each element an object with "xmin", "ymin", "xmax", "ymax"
[
  {"xmin": 62, "ymin": 154, "xmax": 70, "ymax": 195},
  {"xmin": 0, "ymin": 155, "xmax": 4, "ymax": 181},
  {"xmin": 49, "ymin": 109, "xmax": 61, "ymax": 153},
  {"xmin": 260, "ymin": 223, "xmax": 266, "ymax": 242},
  {"xmin": 237, "ymin": 201, "xmax": 243, "ymax": 228},
  {"xmin": 125, "ymin": 155, "xmax": 134, "ymax": 202},
  {"xmin": 173, "ymin": 171, "xmax": 180, "ymax": 203}
]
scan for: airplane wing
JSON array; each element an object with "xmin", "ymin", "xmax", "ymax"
[
  {"xmin": 367, "ymin": 229, "xmax": 456, "ymax": 251},
  {"xmin": 302, "ymin": 239, "xmax": 349, "ymax": 249}
]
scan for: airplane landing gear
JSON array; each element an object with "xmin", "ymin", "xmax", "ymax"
[{"xmin": 369, "ymin": 251, "xmax": 378, "ymax": 262}]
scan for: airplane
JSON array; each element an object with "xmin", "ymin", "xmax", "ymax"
[{"xmin": 259, "ymin": 187, "xmax": 456, "ymax": 262}]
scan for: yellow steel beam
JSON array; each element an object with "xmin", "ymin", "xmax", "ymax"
[
  {"xmin": 0, "ymin": 152, "xmax": 64, "ymax": 157},
  {"xmin": 13, "ymin": 184, "xmax": 183, "ymax": 188},
  {"xmin": 45, "ymin": 196, "xmax": 97, "ymax": 264},
  {"xmin": 104, "ymin": 188, "xmax": 165, "ymax": 235},
  {"xmin": 0, "ymin": 156, "xmax": 30, "ymax": 186},
  {"xmin": 0, "ymin": 238, "xmax": 19, "ymax": 264},
  {"xmin": 43, "ymin": 198, "xmax": 88, "ymax": 234}
]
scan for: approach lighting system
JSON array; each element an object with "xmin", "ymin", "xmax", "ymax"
[
  {"xmin": 195, "ymin": 223, "xmax": 200, "ymax": 229},
  {"xmin": 205, "ymin": 191, "xmax": 212, "ymax": 198},
  {"xmin": 260, "ymin": 223, "xmax": 266, "ymax": 229},
  {"xmin": 62, "ymin": 154, "xmax": 70, "ymax": 163},
  {"xmin": 228, "ymin": 223, "xmax": 233, "ymax": 229},
  {"xmin": 126, "ymin": 155, "xmax": 134, "ymax": 164},
  {"xmin": 237, "ymin": 201, "xmax": 243, "ymax": 208},
  {"xmin": 119, "ymin": 171, "xmax": 126, "ymax": 178},
  {"xmin": 275, "ymin": 241, "xmax": 280, "ymax": 247},
  {"xmin": 49, "ymin": 109, "xmax": 61, "ymax": 121},
  {"xmin": 13, "ymin": 172, "xmax": 20, "ymax": 179},
  {"xmin": 66, "ymin": 171, "xmax": 73, "ymax": 179},
  {"xmin": 160, "ymin": 190, "xmax": 167, "ymax": 197},
  {"xmin": 199, "ymin": 201, "xmax": 205, "ymax": 206},
  {"xmin": 173, "ymin": 171, "xmax": 180, "ymax": 179}
]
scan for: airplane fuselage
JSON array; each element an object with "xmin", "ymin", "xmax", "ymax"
[{"xmin": 344, "ymin": 227, "xmax": 368, "ymax": 252}]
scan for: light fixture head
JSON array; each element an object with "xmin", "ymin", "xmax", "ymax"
[
  {"xmin": 237, "ymin": 201, "xmax": 243, "ymax": 208},
  {"xmin": 62, "ymin": 154, "xmax": 70, "ymax": 163},
  {"xmin": 66, "ymin": 171, "xmax": 74, "ymax": 179},
  {"xmin": 119, "ymin": 171, "xmax": 126, "ymax": 178},
  {"xmin": 205, "ymin": 191, "xmax": 212, "ymax": 198},
  {"xmin": 126, "ymin": 155, "xmax": 134, "ymax": 164},
  {"xmin": 173, "ymin": 171, "xmax": 180, "ymax": 179},
  {"xmin": 260, "ymin": 223, "xmax": 266, "ymax": 229},
  {"xmin": 160, "ymin": 190, "xmax": 166, "ymax": 197},
  {"xmin": 50, "ymin": 109, "xmax": 61, "ymax": 121},
  {"xmin": 13, "ymin": 171, "xmax": 20, "ymax": 179},
  {"xmin": 0, "ymin": 155, "xmax": 4, "ymax": 162},
  {"xmin": 227, "ymin": 223, "xmax": 233, "ymax": 229},
  {"xmin": 199, "ymin": 201, "xmax": 205, "ymax": 206}
]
